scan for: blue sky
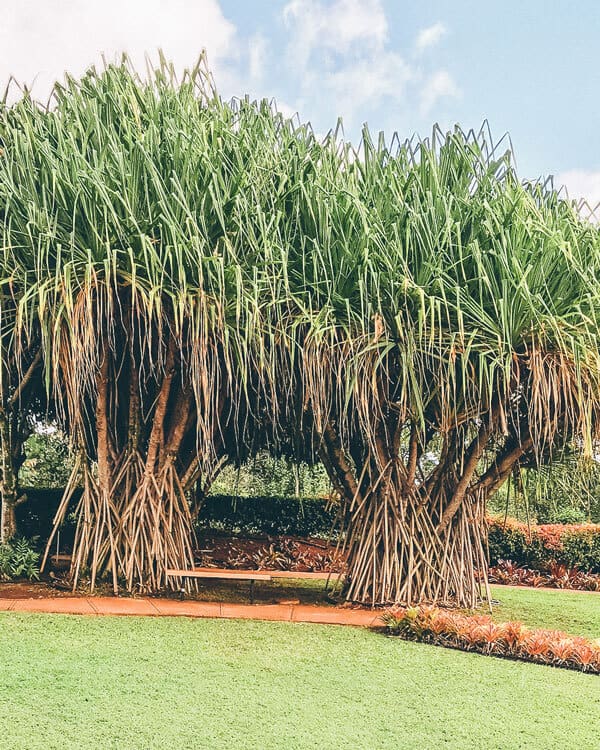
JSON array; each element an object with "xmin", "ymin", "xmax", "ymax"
[{"xmin": 2, "ymin": 1, "xmax": 600, "ymax": 204}]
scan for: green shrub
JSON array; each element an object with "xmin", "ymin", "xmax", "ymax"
[
  {"xmin": 560, "ymin": 531, "xmax": 600, "ymax": 572},
  {"xmin": 488, "ymin": 518, "xmax": 600, "ymax": 573},
  {"xmin": 545, "ymin": 506, "xmax": 588, "ymax": 525},
  {"xmin": 0, "ymin": 538, "xmax": 40, "ymax": 581},
  {"xmin": 197, "ymin": 494, "xmax": 340, "ymax": 538},
  {"xmin": 19, "ymin": 429, "xmax": 74, "ymax": 489},
  {"xmin": 488, "ymin": 522, "xmax": 544, "ymax": 568}
]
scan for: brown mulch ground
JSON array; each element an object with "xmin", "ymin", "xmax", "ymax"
[{"xmin": 0, "ymin": 581, "xmax": 70, "ymax": 599}]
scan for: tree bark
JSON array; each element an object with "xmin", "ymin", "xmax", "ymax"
[
  {"xmin": 0, "ymin": 406, "xmax": 18, "ymax": 544},
  {"xmin": 0, "ymin": 344, "xmax": 41, "ymax": 543}
]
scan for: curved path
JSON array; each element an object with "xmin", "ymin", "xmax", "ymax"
[{"xmin": 0, "ymin": 595, "xmax": 382, "ymax": 627}]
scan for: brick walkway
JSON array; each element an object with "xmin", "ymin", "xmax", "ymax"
[{"xmin": 0, "ymin": 596, "xmax": 383, "ymax": 627}]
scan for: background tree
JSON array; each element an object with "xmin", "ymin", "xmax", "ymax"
[
  {"xmin": 490, "ymin": 446, "xmax": 600, "ymax": 524},
  {"xmin": 0, "ymin": 285, "xmax": 45, "ymax": 542},
  {"xmin": 19, "ymin": 426, "xmax": 73, "ymax": 490}
]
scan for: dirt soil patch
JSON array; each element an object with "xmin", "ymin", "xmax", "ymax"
[{"xmin": 0, "ymin": 581, "xmax": 72, "ymax": 599}]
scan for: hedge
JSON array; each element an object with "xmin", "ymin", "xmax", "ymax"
[
  {"xmin": 196, "ymin": 494, "xmax": 340, "ymax": 538},
  {"xmin": 488, "ymin": 517, "xmax": 600, "ymax": 573},
  {"xmin": 15, "ymin": 489, "xmax": 339, "ymax": 541}
]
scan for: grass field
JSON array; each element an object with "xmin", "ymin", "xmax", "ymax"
[
  {"xmin": 490, "ymin": 585, "xmax": 600, "ymax": 638},
  {"xmin": 1, "ymin": 585, "xmax": 599, "ymax": 750}
]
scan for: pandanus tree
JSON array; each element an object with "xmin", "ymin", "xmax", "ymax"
[
  {"xmin": 290, "ymin": 144, "xmax": 600, "ymax": 606},
  {"xmin": 1, "ymin": 56, "xmax": 599, "ymax": 604},
  {"xmin": 262, "ymin": 126, "xmax": 600, "ymax": 606},
  {"xmin": 0, "ymin": 58, "xmax": 287, "ymax": 591}
]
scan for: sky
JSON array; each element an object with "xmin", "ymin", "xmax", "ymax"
[{"xmin": 1, "ymin": 0, "xmax": 600, "ymax": 207}]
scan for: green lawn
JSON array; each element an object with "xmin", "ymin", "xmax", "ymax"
[
  {"xmin": 0, "ymin": 608, "xmax": 598, "ymax": 750},
  {"xmin": 490, "ymin": 585, "xmax": 600, "ymax": 638}
]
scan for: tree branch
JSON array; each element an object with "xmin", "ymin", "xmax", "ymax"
[
  {"xmin": 475, "ymin": 434, "xmax": 533, "ymax": 497},
  {"xmin": 321, "ymin": 422, "xmax": 362, "ymax": 504},
  {"xmin": 437, "ymin": 416, "xmax": 496, "ymax": 531},
  {"xmin": 8, "ymin": 348, "xmax": 42, "ymax": 408}
]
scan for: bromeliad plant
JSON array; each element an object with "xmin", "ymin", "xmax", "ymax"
[
  {"xmin": 489, "ymin": 559, "xmax": 600, "ymax": 591},
  {"xmin": 381, "ymin": 606, "xmax": 600, "ymax": 673},
  {"xmin": 2, "ymin": 55, "xmax": 600, "ymax": 603}
]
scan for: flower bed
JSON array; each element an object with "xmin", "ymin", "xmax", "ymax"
[
  {"xmin": 196, "ymin": 535, "xmax": 345, "ymax": 572},
  {"xmin": 381, "ymin": 605, "xmax": 600, "ymax": 674},
  {"xmin": 489, "ymin": 559, "xmax": 600, "ymax": 591}
]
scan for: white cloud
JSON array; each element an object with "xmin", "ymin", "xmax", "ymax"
[
  {"xmin": 321, "ymin": 53, "xmax": 412, "ymax": 118},
  {"xmin": 248, "ymin": 34, "xmax": 267, "ymax": 83},
  {"xmin": 0, "ymin": 0, "xmax": 237, "ymax": 99},
  {"xmin": 415, "ymin": 22, "xmax": 447, "ymax": 54},
  {"xmin": 280, "ymin": 2, "xmax": 457, "ymax": 129},
  {"xmin": 283, "ymin": 0, "xmax": 388, "ymax": 67},
  {"xmin": 556, "ymin": 169, "xmax": 600, "ymax": 209},
  {"xmin": 282, "ymin": 1, "xmax": 414, "ymax": 126},
  {"xmin": 420, "ymin": 70, "xmax": 460, "ymax": 115}
]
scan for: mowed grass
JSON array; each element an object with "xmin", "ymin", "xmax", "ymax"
[
  {"xmin": 0, "ymin": 611, "xmax": 598, "ymax": 750},
  {"xmin": 490, "ymin": 585, "xmax": 600, "ymax": 638}
]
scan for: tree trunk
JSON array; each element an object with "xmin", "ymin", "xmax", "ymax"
[
  {"xmin": 0, "ymin": 480, "xmax": 17, "ymax": 544},
  {"xmin": 0, "ymin": 406, "xmax": 18, "ymax": 544},
  {"xmin": 0, "ymin": 344, "xmax": 42, "ymax": 544},
  {"xmin": 342, "ymin": 472, "xmax": 488, "ymax": 607},
  {"xmin": 43, "ymin": 339, "xmax": 208, "ymax": 594},
  {"xmin": 321, "ymin": 416, "xmax": 511, "ymax": 608}
]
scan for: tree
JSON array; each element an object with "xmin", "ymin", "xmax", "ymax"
[
  {"xmin": 490, "ymin": 446, "xmax": 600, "ymax": 524},
  {"xmin": 0, "ymin": 282, "xmax": 44, "ymax": 542},
  {"xmin": 210, "ymin": 452, "xmax": 330, "ymax": 499},
  {"xmin": 19, "ymin": 426, "xmax": 73, "ymax": 490},
  {"xmin": 2, "ymin": 56, "xmax": 599, "ymax": 604}
]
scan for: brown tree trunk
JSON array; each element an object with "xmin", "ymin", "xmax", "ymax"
[
  {"xmin": 0, "ymin": 407, "xmax": 17, "ymax": 544},
  {"xmin": 323, "ymin": 419, "xmax": 527, "ymax": 608},
  {"xmin": 0, "ymin": 347, "xmax": 41, "ymax": 544},
  {"xmin": 0, "ymin": 406, "xmax": 18, "ymax": 544},
  {"xmin": 0, "ymin": 493, "xmax": 17, "ymax": 544}
]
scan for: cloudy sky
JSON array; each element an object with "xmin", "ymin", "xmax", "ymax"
[{"xmin": 2, "ymin": 0, "xmax": 600, "ymax": 206}]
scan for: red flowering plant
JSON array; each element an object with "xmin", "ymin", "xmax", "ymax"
[
  {"xmin": 488, "ymin": 559, "xmax": 600, "ymax": 591},
  {"xmin": 381, "ymin": 606, "xmax": 600, "ymax": 674}
]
